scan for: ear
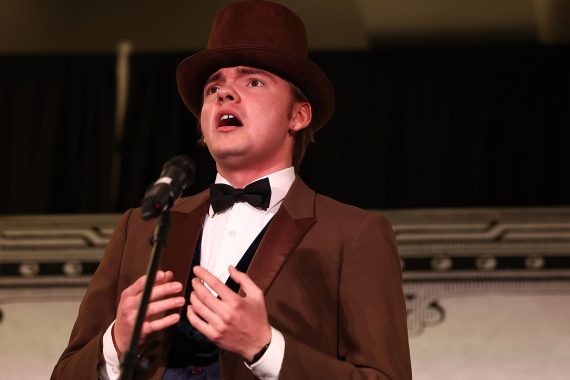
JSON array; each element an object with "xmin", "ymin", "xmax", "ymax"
[{"xmin": 289, "ymin": 102, "xmax": 312, "ymax": 132}]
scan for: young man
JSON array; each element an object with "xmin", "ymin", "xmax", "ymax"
[{"xmin": 52, "ymin": 1, "xmax": 411, "ymax": 379}]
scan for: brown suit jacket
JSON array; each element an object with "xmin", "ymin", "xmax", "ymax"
[{"xmin": 52, "ymin": 177, "xmax": 412, "ymax": 379}]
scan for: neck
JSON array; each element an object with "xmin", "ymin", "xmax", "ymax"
[{"xmin": 217, "ymin": 162, "xmax": 292, "ymax": 188}]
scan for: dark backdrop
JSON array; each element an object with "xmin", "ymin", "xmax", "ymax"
[
  {"xmin": 0, "ymin": 55, "xmax": 116, "ymax": 213},
  {"xmin": 1, "ymin": 45, "xmax": 569, "ymax": 214}
]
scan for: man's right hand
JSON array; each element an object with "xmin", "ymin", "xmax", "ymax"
[{"xmin": 112, "ymin": 270, "xmax": 185, "ymax": 358}]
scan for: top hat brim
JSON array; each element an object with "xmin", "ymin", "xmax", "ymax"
[{"xmin": 176, "ymin": 45, "xmax": 335, "ymax": 131}]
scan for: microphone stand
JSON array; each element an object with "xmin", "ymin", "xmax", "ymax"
[{"xmin": 119, "ymin": 208, "xmax": 172, "ymax": 380}]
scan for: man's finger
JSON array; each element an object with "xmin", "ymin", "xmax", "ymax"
[
  {"xmin": 141, "ymin": 313, "xmax": 181, "ymax": 337},
  {"xmin": 191, "ymin": 277, "xmax": 227, "ymax": 314},
  {"xmin": 121, "ymin": 270, "xmax": 172, "ymax": 298},
  {"xmin": 146, "ymin": 296, "xmax": 185, "ymax": 318},
  {"xmin": 148, "ymin": 281, "xmax": 183, "ymax": 302},
  {"xmin": 186, "ymin": 305, "xmax": 218, "ymax": 341},
  {"xmin": 189, "ymin": 290, "xmax": 222, "ymax": 327},
  {"xmin": 193, "ymin": 266, "xmax": 234, "ymax": 300},
  {"xmin": 161, "ymin": 270, "xmax": 174, "ymax": 283},
  {"xmin": 121, "ymin": 274, "xmax": 152, "ymax": 298},
  {"xmin": 124, "ymin": 281, "xmax": 182, "ymax": 312},
  {"xmin": 228, "ymin": 266, "xmax": 261, "ymax": 297}
]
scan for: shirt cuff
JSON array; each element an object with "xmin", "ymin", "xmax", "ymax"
[
  {"xmin": 99, "ymin": 321, "xmax": 121, "ymax": 380},
  {"xmin": 245, "ymin": 327, "xmax": 285, "ymax": 380}
]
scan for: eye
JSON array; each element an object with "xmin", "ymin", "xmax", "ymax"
[
  {"xmin": 247, "ymin": 79, "xmax": 265, "ymax": 88},
  {"xmin": 205, "ymin": 85, "xmax": 219, "ymax": 96}
]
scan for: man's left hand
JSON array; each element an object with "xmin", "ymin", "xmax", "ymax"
[{"xmin": 187, "ymin": 265, "xmax": 272, "ymax": 361}]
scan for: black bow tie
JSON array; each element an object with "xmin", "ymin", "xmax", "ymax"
[{"xmin": 209, "ymin": 177, "xmax": 272, "ymax": 213}]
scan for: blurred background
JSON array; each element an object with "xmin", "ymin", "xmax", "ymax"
[
  {"xmin": 2, "ymin": 0, "xmax": 570, "ymax": 213},
  {"xmin": 0, "ymin": 1, "xmax": 569, "ymax": 379}
]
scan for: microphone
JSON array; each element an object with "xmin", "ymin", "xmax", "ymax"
[{"xmin": 141, "ymin": 155, "xmax": 196, "ymax": 220}]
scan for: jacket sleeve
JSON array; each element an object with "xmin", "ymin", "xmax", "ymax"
[
  {"xmin": 51, "ymin": 210, "xmax": 132, "ymax": 380},
  {"xmin": 278, "ymin": 213, "xmax": 412, "ymax": 379}
]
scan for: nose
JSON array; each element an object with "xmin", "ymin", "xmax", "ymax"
[{"xmin": 217, "ymin": 86, "xmax": 239, "ymax": 104}]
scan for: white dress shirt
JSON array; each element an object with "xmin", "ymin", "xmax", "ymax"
[{"xmin": 100, "ymin": 167, "xmax": 294, "ymax": 380}]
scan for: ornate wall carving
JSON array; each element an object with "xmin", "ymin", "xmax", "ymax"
[{"xmin": 1, "ymin": 209, "xmax": 569, "ymax": 336}]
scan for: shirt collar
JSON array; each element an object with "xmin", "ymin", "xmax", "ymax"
[{"xmin": 208, "ymin": 167, "xmax": 295, "ymax": 216}]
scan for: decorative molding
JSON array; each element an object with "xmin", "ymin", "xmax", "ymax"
[
  {"xmin": 1, "ymin": 208, "xmax": 569, "ymax": 334},
  {"xmin": 385, "ymin": 208, "xmax": 570, "ymax": 337}
]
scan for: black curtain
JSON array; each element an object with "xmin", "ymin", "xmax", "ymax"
[
  {"xmin": 117, "ymin": 53, "xmax": 216, "ymax": 211},
  {"xmin": 2, "ymin": 46, "xmax": 569, "ymax": 213},
  {"xmin": 0, "ymin": 55, "xmax": 116, "ymax": 213},
  {"xmin": 303, "ymin": 45, "xmax": 570, "ymax": 208},
  {"xmin": 119, "ymin": 45, "xmax": 570, "ymax": 211}
]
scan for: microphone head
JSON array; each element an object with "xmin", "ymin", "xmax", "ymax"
[
  {"xmin": 141, "ymin": 155, "xmax": 196, "ymax": 220},
  {"xmin": 162, "ymin": 155, "xmax": 196, "ymax": 186}
]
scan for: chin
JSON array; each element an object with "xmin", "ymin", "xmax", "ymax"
[{"xmin": 210, "ymin": 147, "xmax": 249, "ymax": 164}]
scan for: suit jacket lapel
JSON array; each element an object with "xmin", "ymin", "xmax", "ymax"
[
  {"xmin": 151, "ymin": 180, "xmax": 316, "ymax": 379},
  {"xmin": 245, "ymin": 177, "xmax": 316, "ymax": 294},
  {"xmin": 159, "ymin": 177, "xmax": 316, "ymax": 295},
  {"xmin": 160, "ymin": 190, "xmax": 210, "ymax": 298},
  {"xmin": 222, "ymin": 177, "xmax": 317, "ymax": 379},
  {"xmin": 147, "ymin": 191, "xmax": 210, "ymax": 380}
]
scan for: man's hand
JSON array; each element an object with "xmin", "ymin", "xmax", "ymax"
[
  {"xmin": 113, "ymin": 270, "xmax": 185, "ymax": 358},
  {"xmin": 187, "ymin": 266, "xmax": 272, "ymax": 361}
]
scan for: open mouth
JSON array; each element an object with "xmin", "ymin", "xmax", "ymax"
[{"xmin": 218, "ymin": 113, "xmax": 243, "ymax": 128}]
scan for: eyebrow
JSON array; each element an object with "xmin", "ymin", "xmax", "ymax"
[
  {"xmin": 204, "ymin": 67, "xmax": 274, "ymax": 86},
  {"xmin": 205, "ymin": 71, "xmax": 222, "ymax": 85}
]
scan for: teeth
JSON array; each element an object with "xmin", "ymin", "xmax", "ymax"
[{"xmin": 220, "ymin": 114, "xmax": 235, "ymax": 120}]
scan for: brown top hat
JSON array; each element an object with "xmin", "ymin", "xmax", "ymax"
[{"xmin": 176, "ymin": 0, "xmax": 335, "ymax": 130}]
